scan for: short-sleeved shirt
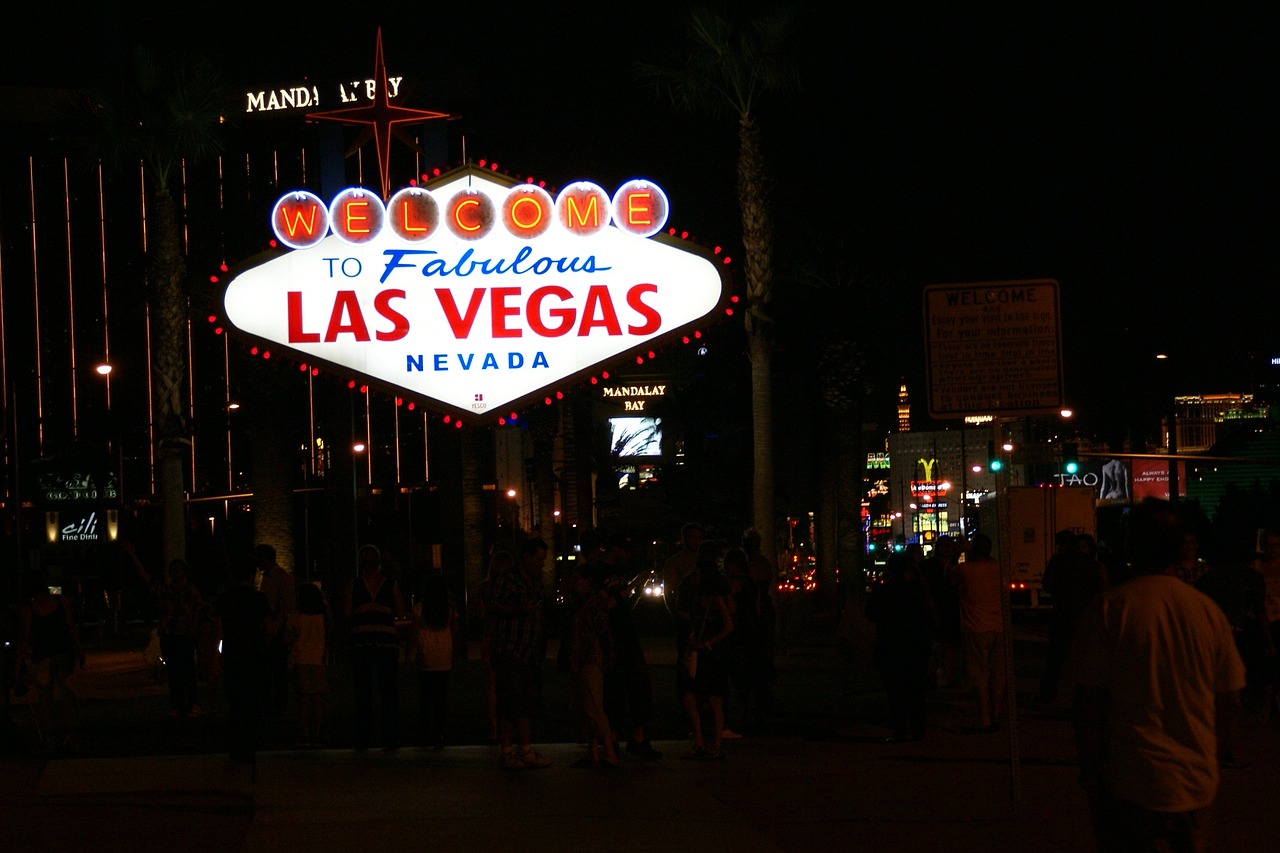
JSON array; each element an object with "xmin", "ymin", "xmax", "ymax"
[
  {"xmin": 216, "ymin": 585, "xmax": 271, "ymax": 667},
  {"xmin": 287, "ymin": 612, "xmax": 328, "ymax": 666},
  {"xmin": 258, "ymin": 566, "xmax": 296, "ymax": 638},
  {"xmin": 950, "ymin": 555, "xmax": 1003, "ymax": 634},
  {"xmin": 490, "ymin": 568, "xmax": 544, "ymax": 663},
  {"xmin": 1071, "ymin": 574, "xmax": 1246, "ymax": 812},
  {"xmin": 154, "ymin": 580, "xmax": 205, "ymax": 638}
]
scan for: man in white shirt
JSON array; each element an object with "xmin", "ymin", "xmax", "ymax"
[{"xmin": 1070, "ymin": 499, "xmax": 1245, "ymax": 852}]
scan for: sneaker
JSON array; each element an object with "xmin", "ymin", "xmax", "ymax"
[
  {"xmin": 721, "ymin": 728, "xmax": 743, "ymax": 740},
  {"xmin": 626, "ymin": 739, "xmax": 663, "ymax": 759},
  {"xmin": 519, "ymin": 749, "xmax": 552, "ymax": 769},
  {"xmin": 499, "ymin": 751, "xmax": 525, "ymax": 771}
]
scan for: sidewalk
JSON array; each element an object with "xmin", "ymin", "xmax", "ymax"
[{"xmin": 3, "ymin": 621, "xmax": 1278, "ymax": 851}]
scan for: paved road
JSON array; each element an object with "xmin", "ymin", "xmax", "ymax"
[{"xmin": 2, "ymin": 609, "xmax": 1277, "ymax": 852}]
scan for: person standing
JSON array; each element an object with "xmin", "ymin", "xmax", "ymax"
[
  {"xmin": 740, "ymin": 529, "xmax": 777, "ymax": 723},
  {"xmin": 866, "ymin": 546, "xmax": 934, "ymax": 742},
  {"xmin": 486, "ymin": 535, "xmax": 552, "ymax": 768},
  {"xmin": 664, "ymin": 523, "xmax": 704, "ymax": 705},
  {"xmin": 1196, "ymin": 551, "xmax": 1269, "ymax": 764},
  {"xmin": 1038, "ymin": 529, "xmax": 1108, "ymax": 704},
  {"xmin": 214, "ymin": 559, "xmax": 271, "ymax": 765},
  {"xmin": 342, "ymin": 545, "xmax": 407, "ymax": 750},
  {"xmin": 568, "ymin": 565, "xmax": 619, "ymax": 768},
  {"xmin": 919, "ymin": 536, "xmax": 963, "ymax": 689},
  {"xmin": 411, "ymin": 572, "xmax": 456, "ymax": 750},
  {"xmin": 947, "ymin": 533, "xmax": 1005, "ymax": 732},
  {"xmin": 596, "ymin": 532, "xmax": 662, "ymax": 758},
  {"xmin": 662, "ymin": 523, "xmax": 703, "ymax": 618},
  {"xmin": 677, "ymin": 550, "xmax": 734, "ymax": 760},
  {"xmin": 13, "ymin": 570, "xmax": 85, "ymax": 750},
  {"xmin": 476, "ymin": 550, "xmax": 513, "ymax": 743},
  {"xmin": 489, "ymin": 537, "xmax": 552, "ymax": 770},
  {"xmin": 125, "ymin": 544, "xmax": 207, "ymax": 719},
  {"xmin": 255, "ymin": 544, "xmax": 295, "ymax": 717},
  {"xmin": 1255, "ymin": 529, "xmax": 1280, "ymax": 723},
  {"xmin": 1070, "ymin": 499, "xmax": 1246, "ymax": 852},
  {"xmin": 285, "ymin": 583, "xmax": 331, "ymax": 747}
]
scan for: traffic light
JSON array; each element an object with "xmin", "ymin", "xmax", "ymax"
[
  {"xmin": 987, "ymin": 440, "xmax": 1003, "ymax": 472},
  {"xmin": 1063, "ymin": 442, "xmax": 1079, "ymax": 475}
]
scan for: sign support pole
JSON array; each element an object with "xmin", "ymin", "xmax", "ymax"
[{"xmin": 994, "ymin": 418, "xmax": 1022, "ymax": 817}]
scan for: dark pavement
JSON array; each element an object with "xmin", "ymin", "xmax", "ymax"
[{"xmin": 2, "ymin": 598, "xmax": 1278, "ymax": 852}]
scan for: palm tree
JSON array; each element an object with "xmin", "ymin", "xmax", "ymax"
[
  {"xmin": 638, "ymin": 5, "xmax": 800, "ymax": 567},
  {"xmin": 82, "ymin": 46, "xmax": 231, "ymax": 568}
]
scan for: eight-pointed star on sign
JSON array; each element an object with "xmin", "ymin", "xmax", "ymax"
[{"xmin": 306, "ymin": 27, "xmax": 453, "ymax": 201}]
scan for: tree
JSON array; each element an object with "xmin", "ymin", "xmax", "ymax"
[
  {"xmin": 638, "ymin": 5, "xmax": 800, "ymax": 568},
  {"xmin": 81, "ymin": 46, "xmax": 231, "ymax": 568}
]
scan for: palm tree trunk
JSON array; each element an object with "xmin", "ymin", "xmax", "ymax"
[
  {"xmin": 150, "ymin": 190, "xmax": 188, "ymax": 567},
  {"xmin": 837, "ymin": 411, "xmax": 865, "ymax": 587},
  {"xmin": 817, "ymin": 408, "xmax": 840, "ymax": 597},
  {"xmin": 738, "ymin": 115, "xmax": 777, "ymax": 568}
]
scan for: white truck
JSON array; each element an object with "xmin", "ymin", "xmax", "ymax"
[{"xmin": 981, "ymin": 485, "xmax": 1097, "ymax": 608}]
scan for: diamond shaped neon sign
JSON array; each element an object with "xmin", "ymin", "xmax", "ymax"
[{"xmin": 223, "ymin": 166, "xmax": 731, "ymax": 420}]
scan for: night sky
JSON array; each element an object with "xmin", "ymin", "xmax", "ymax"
[{"xmin": 5, "ymin": 2, "xmax": 1277, "ymax": 446}]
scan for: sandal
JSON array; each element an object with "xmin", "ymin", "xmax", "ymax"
[{"xmin": 680, "ymin": 746, "xmax": 706, "ymax": 760}]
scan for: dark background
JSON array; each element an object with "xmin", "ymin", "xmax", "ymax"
[{"xmin": 4, "ymin": 1, "xmax": 1277, "ymax": 446}]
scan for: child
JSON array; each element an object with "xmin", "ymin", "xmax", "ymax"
[
  {"xmin": 412, "ymin": 573, "xmax": 455, "ymax": 750},
  {"xmin": 285, "ymin": 583, "xmax": 330, "ymax": 747}
]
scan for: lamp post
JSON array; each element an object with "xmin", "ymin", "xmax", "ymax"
[
  {"xmin": 1156, "ymin": 354, "xmax": 1179, "ymax": 503},
  {"xmin": 506, "ymin": 488, "xmax": 519, "ymax": 539},
  {"xmin": 352, "ymin": 441, "xmax": 366, "ymax": 560}
]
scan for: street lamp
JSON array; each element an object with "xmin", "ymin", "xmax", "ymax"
[
  {"xmin": 351, "ymin": 441, "xmax": 367, "ymax": 560},
  {"xmin": 505, "ymin": 488, "xmax": 520, "ymax": 539}
]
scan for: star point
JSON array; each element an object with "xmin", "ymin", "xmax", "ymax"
[{"xmin": 306, "ymin": 28, "xmax": 453, "ymax": 200}]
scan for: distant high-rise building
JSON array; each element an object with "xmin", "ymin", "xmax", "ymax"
[
  {"xmin": 898, "ymin": 382, "xmax": 911, "ymax": 433},
  {"xmin": 1170, "ymin": 393, "xmax": 1260, "ymax": 452}
]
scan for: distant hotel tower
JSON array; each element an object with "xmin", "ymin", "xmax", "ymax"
[{"xmin": 898, "ymin": 382, "xmax": 911, "ymax": 433}]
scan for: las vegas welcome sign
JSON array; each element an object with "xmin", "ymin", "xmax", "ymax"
[{"xmin": 223, "ymin": 166, "xmax": 731, "ymax": 421}]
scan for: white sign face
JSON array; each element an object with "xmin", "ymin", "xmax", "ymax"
[{"xmin": 224, "ymin": 169, "xmax": 728, "ymax": 419}]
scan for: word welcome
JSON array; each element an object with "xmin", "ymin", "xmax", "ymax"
[{"xmin": 272, "ymin": 180, "xmax": 669, "ymax": 249}]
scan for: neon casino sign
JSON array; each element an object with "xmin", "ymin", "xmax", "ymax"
[{"xmin": 223, "ymin": 167, "xmax": 731, "ymax": 420}]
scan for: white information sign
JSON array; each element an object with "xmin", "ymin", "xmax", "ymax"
[{"xmin": 923, "ymin": 279, "xmax": 1064, "ymax": 419}]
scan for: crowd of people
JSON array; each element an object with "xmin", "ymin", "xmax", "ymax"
[
  {"xmin": 864, "ymin": 502, "xmax": 1280, "ymax": 851},
  {"xmin": 11, "ymin": 502, "xmax": 1276, "ymax": 848},
  {"xmin": 7, "ymin": 521, "xmax": 782, "ymax": 770}
]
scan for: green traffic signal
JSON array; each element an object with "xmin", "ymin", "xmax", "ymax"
[
  {"xmin": 1063, "ymin": 442, "xmax": 1079, "ymax": 475},
  {"xmin": 987, "ymin": 440, "xmax": 1002, "ymax": 472}
]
